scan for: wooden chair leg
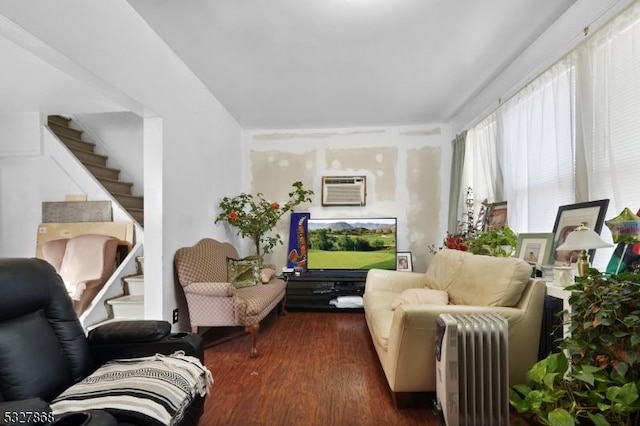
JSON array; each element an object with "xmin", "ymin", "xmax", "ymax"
[
  {"xmin": 279, "ymin": 295, "xmax": 288, "ymax": 316},
  {"xmin": 245, "ymin": 323, "xmax": 260, "ymax": 358}
]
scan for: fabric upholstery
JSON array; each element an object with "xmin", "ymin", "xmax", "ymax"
[
  {"xmin": 174, "ymin": 238, "xmax": 286, "ymax": 329},
  {"xmin": 41, "ymin": 234, "xmax": 120, "ymax": 316},
  {"xmin": 363, "ymin": 250, "xmax": 546, "ymax": 395},
  {"xmin": 226, "ymin": 256, "xmax": 262, "ymax": 288}
]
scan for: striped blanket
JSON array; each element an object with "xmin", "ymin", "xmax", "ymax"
[{"xmin": 51, "ymin": 352, "xmax": 213, "ymax": 426}]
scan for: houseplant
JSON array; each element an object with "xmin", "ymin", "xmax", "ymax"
[
  {"xmin": 215, "ymin": 181, "xmax": 313, "ymax": 257},
  {"xmin": 466, "ymin": 225, "xmax": 517, "ymax": 257},
  {"xmin": 509, "ymin": 270, "xmax": 640, "ymax": 425}
]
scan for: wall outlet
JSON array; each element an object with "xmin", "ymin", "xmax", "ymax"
[{"xmin": 172, "ymin": 308, "xmax": 179, "ymax": 324}]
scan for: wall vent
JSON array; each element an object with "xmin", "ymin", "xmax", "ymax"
[{"xmin": 321, "ymin": 176, "xmax": 366, "ymax": 206}]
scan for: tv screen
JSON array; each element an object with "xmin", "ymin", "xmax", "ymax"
[{"xmin": 307, "ymin": 217, "xmax": 397, "ymax": 271}]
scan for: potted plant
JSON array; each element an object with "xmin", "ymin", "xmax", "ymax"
[
  {"xmin": 215, "ymin": 181, "xmax": 313, "ymax": 257},
  {"xmin": 466, "ymin": 225, "xmax": 517, "ymax": 257},
  {"xmin": 509, "ymin": 270, "xmax": 640, "ymax": 425}
]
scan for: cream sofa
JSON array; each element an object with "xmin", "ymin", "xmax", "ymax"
[{"xmin": 363, "ymin": 248, "xmax": 546, "ymax": 406}]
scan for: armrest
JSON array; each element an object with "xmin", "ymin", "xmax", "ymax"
[
  {"xmin": 0, "ymin": 398, "xmax": 51, "ymax": 426},
  {"xmin": 184, "ymin": 281, "xmax": 235, "ymax": 297},
  {"xmin": 364, "ymin": 269, "xmax": 425, "ymax": 293},
  {"xmin": 88, "ymin": 321, "xmax": 204, "ymax": 364}
]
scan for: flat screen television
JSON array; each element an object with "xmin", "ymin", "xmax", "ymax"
[{"xmin": 306, "ymin": 217, "xmax": 397, "ymax": 271}]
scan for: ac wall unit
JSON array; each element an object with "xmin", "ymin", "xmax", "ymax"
[{"xmin": 321, "ymin": 176, "xmax": 366, "ymax": 206}]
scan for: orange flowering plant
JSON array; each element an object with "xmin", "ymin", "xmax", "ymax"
[{"xmin": 215, "ymin": 181, "xmax": 313, "ymax": 256}]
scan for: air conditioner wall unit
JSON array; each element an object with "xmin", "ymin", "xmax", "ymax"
[{"xmin": 321, "ymin": 176, "xmax": 366, "ymax": 206}]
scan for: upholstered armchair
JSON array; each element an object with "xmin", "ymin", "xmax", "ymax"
[
  {"xmin": 174, "ymin": 238, "xmax": 287, "ymax": 358},
  {"xmin": 41, "ymin": 233, "xmax": 120, "ymax": 316},
  {"xmin": 0, "ymin": 258, "xmax": 209, "ymax": 426}
]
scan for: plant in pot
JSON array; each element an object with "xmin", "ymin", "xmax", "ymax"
[
  {"xmin": 214, "ymin": 181, "xmax": 313, "ymax": 257},
  {"xmin": 466, "ymin": 225, "xmax": 517, "ymax": 257},
  {"xmin": 509, "ymin": 270, "xmax": 640, "ymax": 425}
]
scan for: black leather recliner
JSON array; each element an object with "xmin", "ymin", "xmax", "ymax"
[{"xmin": 0, "ymin": 258, "xmax": 206, "ymax": 426}]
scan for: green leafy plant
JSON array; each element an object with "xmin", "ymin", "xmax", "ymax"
[
  {"xmin": 214, "ymin": 181, "xmax": 313, "ymax": 256},
  {"xmin": 466, "ymin": 225, "xmax": 517, "ymax": 257},
  {"xmin": 510, "ymin": 271, "xmax": 640, "ymax": 425}
]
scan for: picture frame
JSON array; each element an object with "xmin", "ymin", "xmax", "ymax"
[
  {"xmin": 515, "ymin": 233, "xmax": 555, "ymax": 269},
  {"xmin": 484, "ymin": 201, "xmax": 508, "ymax": 231},
  {"xmin": 396, "ymin": 252, "xmax": 413, "ymax": 272},
  {"xmin": 550, "ymin": 199, "xmax": 610, "ymax": 266}
]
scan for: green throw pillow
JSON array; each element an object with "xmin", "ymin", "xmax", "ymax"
[{"xmin": 227, "ymin": 256, "xmax": 262, "ymax": 288}]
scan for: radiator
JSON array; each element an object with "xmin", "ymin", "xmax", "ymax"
[{"xmin": 434, "ymin": 313, "xmax": 509, "ymax": 426}]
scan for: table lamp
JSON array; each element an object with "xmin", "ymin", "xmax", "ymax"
[{"xmin": 555, "ymin": 224, "xmax": 613, "ymax": 276}]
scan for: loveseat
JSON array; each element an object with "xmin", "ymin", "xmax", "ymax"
[
  {"xmin": 0, "ymin": 258, "xmax": 210, "ymax": 426},
  {"xmin": 174, "ymin": 238, "xmax": 287, "ymax": 358},
  {"xmin": 363, "ymin": 249, "xmax": 546, "ymax": 407}
]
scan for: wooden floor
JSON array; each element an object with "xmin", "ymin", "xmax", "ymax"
[{"xmin": 198, "ymin": 311, "xmax": 440, "ymax": 425}]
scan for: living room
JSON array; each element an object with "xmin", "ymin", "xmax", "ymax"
[{"xmin": 1, "ymin": 1, "xmax": 639, "ymax": 424}]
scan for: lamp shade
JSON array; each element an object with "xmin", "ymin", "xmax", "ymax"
[{"xmin": 556, "ymin": 225, "xmax": 613, "ymax": 251}]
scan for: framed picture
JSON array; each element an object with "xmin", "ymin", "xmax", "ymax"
[
  {"xmin": 551, "ymin": 199, "xmax": 610, "ymax": 266},
  {"xmin": 515, "ymin": 233, "xmax": 554, "ymax": 268},
  {"xmin": 485, "ymin": 201, "xmax": 508, "ymax": 230},
  {"xmin": 396, "ymin": 252, "xmax": 413, "ymax": 272}
]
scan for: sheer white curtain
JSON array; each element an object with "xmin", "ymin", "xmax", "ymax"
[
  {"xmin": 497, "ymin": 59, "xmax": 575, "ymax": 233},
  {"xmin": 575, "ymin": 2, "xmax": 640, "ymax": 267},
  {"xmin": 462, "ymin": 113, "xmax": 499, "ymax": 223}
]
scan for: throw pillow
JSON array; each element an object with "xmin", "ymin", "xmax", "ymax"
[
  {"xmin": 391, "ymin": 288, "xmax": 449, "ymax": 310},
  {"xmin": 227, "ymin": 256, "xmax": 262, "ymax": 288},
  {"xmin": 260, "ymin": 267, "xmax": 276, "ymax": 283}
]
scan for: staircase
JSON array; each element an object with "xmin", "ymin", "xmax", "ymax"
[
  {"xmin": 106, "ymin": 256, "xmax": 145, "ymax": 322},
  {"xmin": 47, "ymin": 115, "xmax": 144, "ymax": 226}
]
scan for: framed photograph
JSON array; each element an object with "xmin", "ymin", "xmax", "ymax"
[
  {"xmin": 485, "ymin": 201, "xmax": 508, "ymax": 230},
  {"xmin": 396, "ymin": 252, "xmax": 413, "ymax": 272},
  {"xmin": 551, "ymin": 199, "xmax": 610, "ymax": 266},
  {"xmin": 516, "ymin": 233, "xmax": 554, "ymax": 268}
]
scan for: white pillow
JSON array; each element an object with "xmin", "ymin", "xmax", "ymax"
[{"xmin": 391, "ymin": 288, "xmax": 449, "ymax": 310}]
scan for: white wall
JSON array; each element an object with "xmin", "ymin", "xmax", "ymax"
[
  {"xmin": 0, "ymin": 1, "xmax": 243, "ymax": 328},
  {"xmin": 452, "ymin": 0, "xmax": 633, "ymax": 133},
  {"xmin": 74, "ymin": 112, "xmax": 144, "ymax": 196},
  {"xmin": 242, "ymin": 124, "xmax": 451, "ymax": 273}
]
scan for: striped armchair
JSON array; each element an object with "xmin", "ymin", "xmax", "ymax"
[{"xmin": 174, "ymin": 238, "xmax": 287, "ymax": 357}]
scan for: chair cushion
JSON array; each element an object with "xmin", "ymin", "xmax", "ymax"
[
  {"xmin": 391, "ymin": 288, "xmax": 449, "ymax": 310},
  {"xmin": 426, "ymin": 249, "xmax": 533, "ymax": 307},
  {"xmin": 50, "ymin": 352, "xmax": 212, "ymax": 426},
  {"xmin": 227, "ymin": 256, "xmax": 262, "ymax": 288}
]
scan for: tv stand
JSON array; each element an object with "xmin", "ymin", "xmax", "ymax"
[{"xmin": 283, "ymin": 273, "xmax": 366, "ymax": 311}]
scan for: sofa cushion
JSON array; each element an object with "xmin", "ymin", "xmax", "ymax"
[
  {"xmin": 260, "ymin": 266, "xmax": 276, "ymax": 283},
  {"xmin": 391, "ymin": 288, "xmax": 449, "ymax": 310},
  {"xmin": 426, "ymin": 249, "xmax": 533, "ymax": 307},
  {"xmin": 227, "ymin": 256, "xmax": 262, "ymax": 288}
]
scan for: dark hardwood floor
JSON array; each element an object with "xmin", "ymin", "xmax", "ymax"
[{"xmin": 198, "ymin": 311, "xmax": 440, "ymax": 425}]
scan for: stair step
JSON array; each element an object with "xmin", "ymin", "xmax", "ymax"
[
  {"xmin": 85, "ymin": 163, "xmax": 120, "ymax": 181},
  {"xmin": 58, "ymin": 134, "xmax": 96, "ymax": 153},
  {"xmin": 107, "ymin": 295, "xmax": 144, "ymax": 319},
  {"xmin": 128, "ymin": 208, "xmax": 144, "ymax": 225},
  {"xmin": 48, "ymin": 122, "xmax": 83, "ymax": 139},
  {"xmin": 98, "ymin": 177, "xmax": 133, "ymax": 195},
  {"xmin": 48, "ymin": 115, "xmax": 71, "ymax": 127},
  {"xmin": 73, "ymin": 148, "xmax": 108, "ymax": 167},
  {"xmin": 123, "ymin": 274, "xmax": 144, "ymax": 296},
  {"xmin": 114, "ymin": 193, "xmax": 144, "ymax": 209},
  {"xmin": 136, "ymin": 256, "xmax": 144, "ymax": 275}
]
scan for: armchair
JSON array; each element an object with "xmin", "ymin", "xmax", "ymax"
[
  {"xmin": 174, "ymin": 238, "xmax": 286, "ymax": 358},
  {"xmin": 363, "ymin": 249, "xmax": 546, "ymax": 407},
  {"xmin": 0, "ymin": 258, "xmax": 209, "ymax": 426},
  {"xmin": 41, "ymin": 234, "xmax": 120, "ymax": 316}
]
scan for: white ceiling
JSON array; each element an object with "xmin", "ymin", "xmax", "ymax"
[
  {"xmin": 1, "ymin": 1, "xmax": 579, "ymax": 129},
  {"xmin": 128, "ymin": 0, "xmax": 579, "ymax": 129}
]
